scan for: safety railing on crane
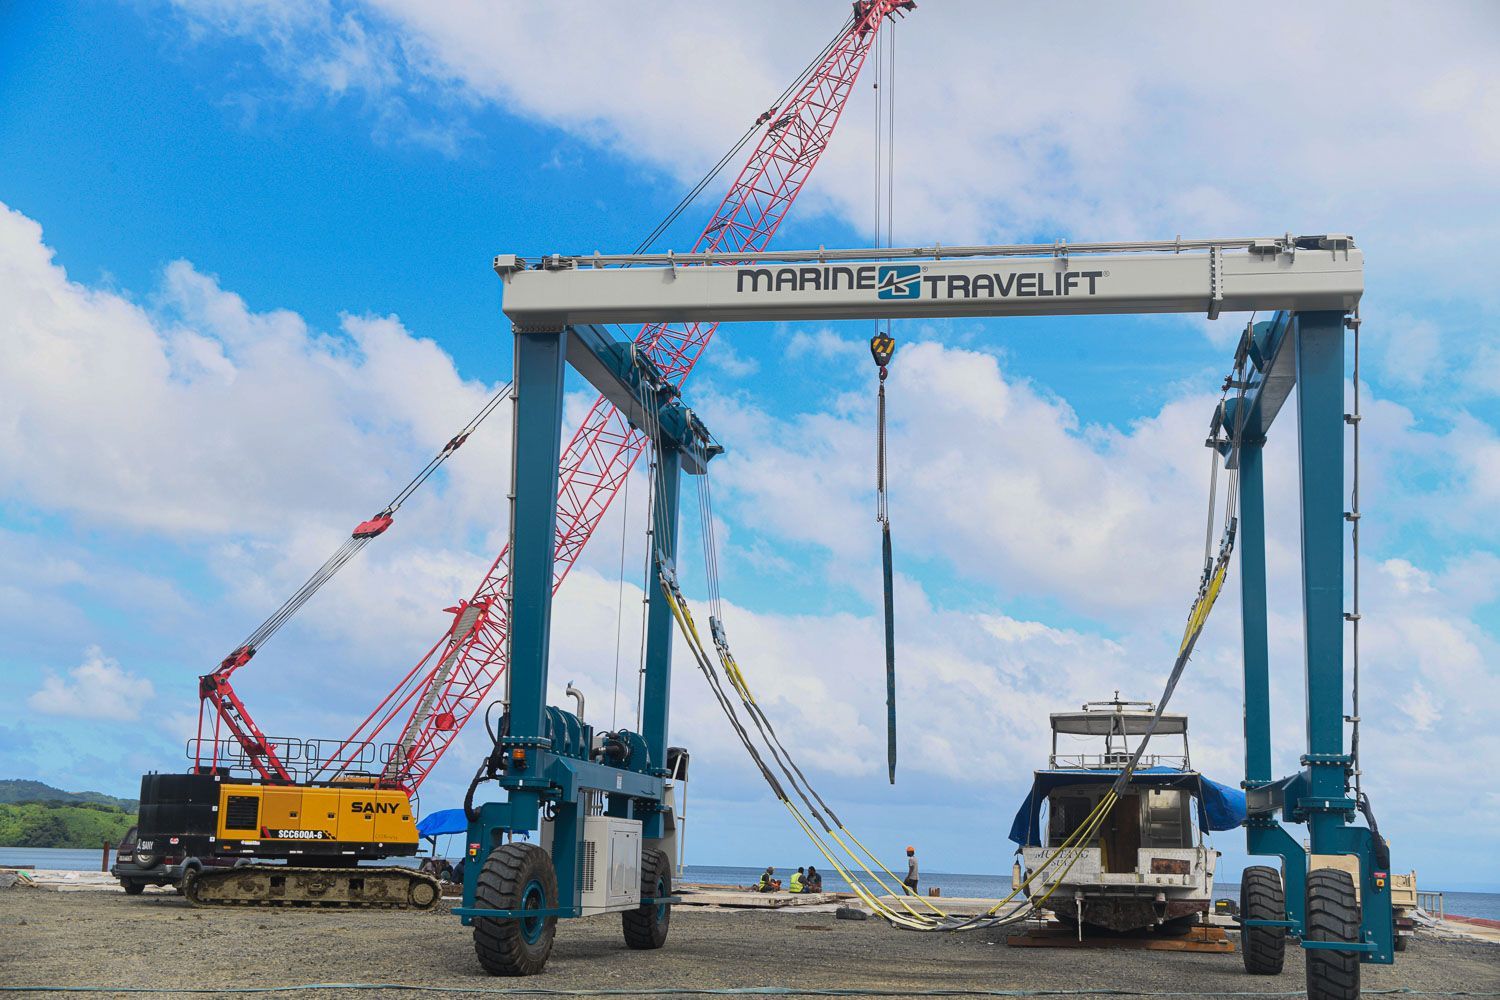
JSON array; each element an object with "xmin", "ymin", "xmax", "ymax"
[{"xmin": 186, "ymin": 736, "xmax": 400, "ymax": 785}]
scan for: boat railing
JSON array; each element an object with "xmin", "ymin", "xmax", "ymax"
[{"xmin": 1049, "ymin": 752, "xmax": 1190, "ymax": 771}]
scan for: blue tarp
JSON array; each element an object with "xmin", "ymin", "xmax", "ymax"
[
  {"xmin": 416, "ymin": 808, "xmax": 469, "ymax": 839},
  {"xmin": 1007, "ymin": 767, "xmax": 1247, "ymax": 846}
]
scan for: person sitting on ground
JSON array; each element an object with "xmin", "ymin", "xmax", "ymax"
[
  {"xmin": 755, "ymin": 866, "xmax": 781, "ymax": 892},
  {"xmin": 805, "ymin": 865, "xmax": 823, "ymax": 894},
  {"xmin": 789, "ymin": 867, "xmax": 805, "ymax": 893}
]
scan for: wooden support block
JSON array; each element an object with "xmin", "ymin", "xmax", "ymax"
[{"xmin": 1007, "ymin": 923, "xmax": 1234, "ymax": 953}]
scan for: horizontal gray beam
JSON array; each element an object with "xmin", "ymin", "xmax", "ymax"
[
  {"xmin": 498, "ymin": 244, "xmax": 1362, "ymax": 328},
  {"xmin": 497, "ymin": 233, "xmax": 1351, "ymax": 269}
]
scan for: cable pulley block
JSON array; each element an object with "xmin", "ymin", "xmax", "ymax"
[
  {"xmin": 352, "ymin": 513, "xmax": 395, "ymax": 539},
  {"xmin": 708, "ymin": 615, "xmax": 729, "ymax": 649},
  {"xmin": 216, "ymin": 646, "xmax": 255, "ymax": 673}
]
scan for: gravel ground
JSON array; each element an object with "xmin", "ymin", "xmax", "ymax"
[{"xmin": 1, "ymin": 890, "xmax": 1496, "ymax": 998}]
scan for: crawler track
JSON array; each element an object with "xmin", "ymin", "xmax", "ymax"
[{"xmin": 186, "ymin": 865, "xmax": 441, "ymax": 910}]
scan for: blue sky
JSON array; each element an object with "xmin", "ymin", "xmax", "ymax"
[{"xmin": 2, "ymin": 1, "xmax": 1498, "ymax": 892}]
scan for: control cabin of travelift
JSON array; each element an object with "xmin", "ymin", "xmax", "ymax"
[{"xmin": 493, "ymin": 236, "xmax": 1362, "ymax": 328}]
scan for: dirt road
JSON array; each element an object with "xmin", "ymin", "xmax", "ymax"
[{"xmin": 2, "ymin": 889, "xmax": 1496, "ymax": 998}]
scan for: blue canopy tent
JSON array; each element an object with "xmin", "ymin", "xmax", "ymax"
[
  {"xmin": 417, "ymin": 808, "xmax": 469, "ymax": 840},
  {"xmin": 1008, "ymin": 767, "xmax": 1246, "ymax": 847}
]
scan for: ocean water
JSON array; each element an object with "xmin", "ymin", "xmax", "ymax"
[
  {"xmin": 678, "ymin": 864, "xmax": 1500, "ymax": 922},
  {"xmin": 7, "ymin": 848, "xmax": 1496, "ymax": 921}
]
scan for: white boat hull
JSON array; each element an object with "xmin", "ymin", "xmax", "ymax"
[{"xmin": 1020, "ymin": 845, "xmax": 1215, "ymax": 933}]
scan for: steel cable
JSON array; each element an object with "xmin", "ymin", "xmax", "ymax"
[
  {"xmin": 227, "ymin": 379, "xmax": 512, "ymax": 662},
  {"xmin": 629, "ymin": 14, "xmax": 856, "ymax": 257}
]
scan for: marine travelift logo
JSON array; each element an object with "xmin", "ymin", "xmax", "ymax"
[
  {"xmin": 735, "ymin": 264, "xmax": 1105, "ymax": 300},
  {"xmin": 876, "ymin": 265, "xmax": 921, "ymax": 300}
]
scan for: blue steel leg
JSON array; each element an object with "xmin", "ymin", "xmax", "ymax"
[
  {"xmin": 1246, "ymin": 821, "xmax": 1307, "ymax": 934},
  {"xmin": 1239, "ymin": 441, "xmax": 1273, "ymax": 786},
  {"xmin": 506, "ymin": 327, "xmax": 569, "ymax": 827},
  {"xmin": 1327, "ymin": 825, "xmax": 1395, "ymax": 963},
  {"xmin": 1297, "ymin": 310, "xmax": 1390, "ymax": 962},
  {"xmin": 460, "ymin": 325, "xmax": 569, "ymax": 928},
  {"xmin": 641, "ymin": 446, "xmax": 680, "ymax": 777},
  {"xmin": 461, "ymin": 800, "xmax": 523, "ymax": 924},
  {"xmin": 1293, "ymin": 311, "xmax": 1353, "ymax": 849},
  {"xmin": 1238, "ymin": 438, "xmax": 1306, "ymax": 932},
  {"xmin": 637, "ymin": 446, "xmax": 680, "ymax": 841},
  {"xmin": 459, "ymin": 329, "xmax": 567, "ymax": 920}
]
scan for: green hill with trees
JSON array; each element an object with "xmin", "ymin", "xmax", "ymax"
[
  {"xmin": 0, "ymin": 779, "xmax": 137, "ymax": 810},
  {"xmin": 0, "ymin": 780, "xmax": 138, "ymax": 849}
]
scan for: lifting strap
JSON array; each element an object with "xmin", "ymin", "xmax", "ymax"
[
  {"xmin": 661, "ymin": 352, "xmax": 1250, "ymax": 931},
  {"xmin": 871, "ymin": 332, "xmax": 898, "ymax": 784},
  {"xmin": 663, "ymin": 570, "xmax": 1112, "ymax": 932}
]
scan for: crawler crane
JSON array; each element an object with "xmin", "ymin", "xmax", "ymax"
[{"xmin": 112, "ymin": 1, "xmax": 920, "ymax": 908}]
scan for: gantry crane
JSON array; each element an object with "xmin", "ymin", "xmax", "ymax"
[
  {"xmin": 113, "ymin": 1, "xmax": 920, "ymax": 908},
  {"xmin": 464, "ymin": 234, "xmax": 1389, "ymax": 1000}
]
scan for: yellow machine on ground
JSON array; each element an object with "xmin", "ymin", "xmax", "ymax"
[{"xmin": 112, "ymin": 770, "xmax": 439, "ymax": 909}]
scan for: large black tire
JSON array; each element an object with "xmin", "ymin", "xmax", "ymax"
[
  {"xmin": 622, "ymin": 848, "xmax": 671, "ymax": 950},
  {"xmin": 121, "ymin": 880, "xmax": 145, "ymax": 896},
  {"xmin": 473, "ymin": 843, "xmax": 559, "ymax": 977},
  {"xmin": 1306, "ymin": 868, "xmax": 1361, "ymax": 1000},
  {"xmin": 1241, "ymin": 865, "xmax": 1286, "ymax": 975},
  {"xmin": 1393, "ymin": 932, "xmax": 1408, "ymax": 953}
]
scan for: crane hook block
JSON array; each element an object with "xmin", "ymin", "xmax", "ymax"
[{"xmin": 870, "ymin": 333, "xmax": 896, "ymax": 369}]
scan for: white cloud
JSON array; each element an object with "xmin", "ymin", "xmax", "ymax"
[
  {"xmin": 703, "ymin": 335, "xmax": 759, "ymax": 378},
  {"xmin": 703, "ymin": 333, "xmax": 1216, "ymax": 616},
  {"xmin": 786, "ymin": 327, "xmax": 868, "ymax": 365},
  {"xmin": 1398, "ymin": 682, "xmax": 1440, "ymax": 733},
  {"xmin": 28, "ymin": 647, "xmax": 154, "ymax": 722},
  {"xmin": 1381, "ymin": 558, "xmax": 1434, "ymax": 596},
  {"xmin": 0, "ymin": 201, "xmax": 509, "ymax": 543},
  {"xmin": 155, "ymin": 1, "xmax": 1500, "ymax": 444},
  {"xmin": 161, "ymin": 3, "xmax": 1500, "ymax": 308}
]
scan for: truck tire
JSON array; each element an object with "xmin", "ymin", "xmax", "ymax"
[
  {"xmin": 1393, "ymin": 932, "xmax": 1408, "ymax": 953},
  {"xmin": 122, "ymin": 881, "xmax": 145, "ymax": 896},
  {"xmin": 1241, "ymin": 865, "xmax": 1286, "ymax": 975},
  {"xmin": 472, "ymin": 843, "xmax": 558, "ymax": 976},
  {"xmin": 622, "ymin": 848, "xmax": 671, "ymax": 950},
  {"xmin": 176, "ymin": 865, "xmax": 200, "ymax": 897},
  {"xmin": 1306, "ymin": 868, "xmax": 1360, "ymax": 1000}
]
